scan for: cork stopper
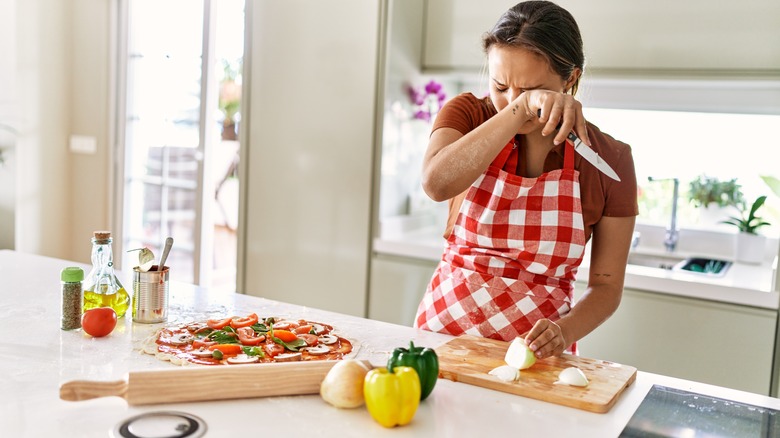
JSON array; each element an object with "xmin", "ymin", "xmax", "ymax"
[
  {"xmin": 92, "ymin": 231, "xmax": 112, "ymax": 244},
  {"xmin": 93, "ymin": 231, "xmax": 112, "ymax": 240}
]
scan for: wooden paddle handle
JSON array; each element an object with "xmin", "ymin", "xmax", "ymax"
[
  {"xmin": 60, "ymin": 379, "xmax": 128, "ymax": 402},
  {"xmin": 61, "ymin": 360, "xmax": 371, "ymax": 405}
]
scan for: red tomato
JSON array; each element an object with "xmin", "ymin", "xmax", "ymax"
[
  {"xmin": 236, "ymin": 327, "xmax": 265, "ymax": 346},
  {"xmin": 294, "ymin": 324, "xmax": 313, "ymax": 334},
  {"xmin": 272, "ymin": 320, "xmax": 299, "ymax": 330},
  {"xmin": 207, "ymin": 317, "xmax": 232, "ymax": 330},
  {"xmin": 230, "ymin": 313, "xmax": 259, "ymax": 329},
  {"xmin": 81, "ymin": 308, "xmax": 117, "ymax": 338},
  {"xmin": 263, "ymin": 343, "xmax": 285, "ymax": 357},
  {"xmin": 297, "ymin": 333, "xmax": 318, "ymax": 347}
]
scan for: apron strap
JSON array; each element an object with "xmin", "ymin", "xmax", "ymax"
[
  {"xmin": 491, "ymin": 137, "xmax": 518, "ymax": 172},
  {"xmin": 563, "ymin": 140, "xmax": 575, "ymax": 170}
]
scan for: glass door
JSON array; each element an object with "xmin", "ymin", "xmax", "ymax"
[{"xmin": 116, "ymin": 0, "xmax": 243, "ymax": 290}]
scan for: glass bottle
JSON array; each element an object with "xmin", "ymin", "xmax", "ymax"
[{"xmin": 82, "ymin": 231, "xmax": 130, "ymax": 317}]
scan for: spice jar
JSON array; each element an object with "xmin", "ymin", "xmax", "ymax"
[
  {"xmin": 61, "ymin": 267, "xmax": 84, "ymax": 330},
  {"xmin": 83, "ymin": 231, "xmax": 130, "ymax": 317}
]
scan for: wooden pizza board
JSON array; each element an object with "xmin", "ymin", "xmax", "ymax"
[
  {"xmin": 60, "ymin": 360, "xmax": 370, "ymax": 405},
  {"xmin": 435, "ymin": 335, "xmax": 637, "ymax": 413}
]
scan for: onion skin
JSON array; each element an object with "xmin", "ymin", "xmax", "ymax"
[{"xmin": 320, "ymin": 360, "xmax": 371, "ymax": 408}]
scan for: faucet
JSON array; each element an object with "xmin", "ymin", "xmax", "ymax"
[{"xmin": 648, "ymin": 177, "xmax": 679, "ymax": 252}]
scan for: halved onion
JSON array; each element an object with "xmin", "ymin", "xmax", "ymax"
[
  {"xmin": 488, "ymin": 365, "xmax": 520, "ymax": 382},
  {"xmin": 555, "ymin": 367, "xmax": 589, "ymax": 387},
  {"xmin": 505, "ymin": 337, "xmax": 536, "ymax": 370}
]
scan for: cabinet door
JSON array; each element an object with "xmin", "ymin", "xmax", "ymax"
[
  {"xmin": 369, "ymin": 254, "xmax": 438, "ymax": 326},
  {"xmin": 559, "ymin": 0, "xmax": 780, "ymax": 73},
  {"xmin": 424, "ymin": 0, "xmax": 780, "ymax": 73},
  {"xmin": 241, "ymin": 0, "xmax": 380, "ymax": 317},
  {"xmin": 423, "ymin": 0, "xmax": 515, "ymax": 71},
  {"xmin": 575, "ymin": 286, "xmax": 776, "ymax": 395}
]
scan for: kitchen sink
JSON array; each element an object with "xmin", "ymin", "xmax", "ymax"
[{"xmin": 674, "ymin": 257, "xmax": 731, "ymax": 277}]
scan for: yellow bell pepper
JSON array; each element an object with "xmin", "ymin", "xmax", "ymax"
[{"xmin": 363, "ymin": 366, "xmax": 421, "ymax": 427}]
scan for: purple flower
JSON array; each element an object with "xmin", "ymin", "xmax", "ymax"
[
  {"xmin": 407, "ymin": 86, "xmax": 424, "ymax": 106},
  {"xmin": 424, "ymin": 80, "xmax": 442, "ymax": 95},
  {"xmin": 413, "ymin": 110, "xmax": 431, "ymax": 122},
  {"xmin": 407, "ymin": 79, "xmax": 447, "ymax": 122}
]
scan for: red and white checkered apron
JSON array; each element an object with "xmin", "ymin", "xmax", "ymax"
[{"xmin": 415, "ymin": 137, "xmax": 586, "ymax": 350}]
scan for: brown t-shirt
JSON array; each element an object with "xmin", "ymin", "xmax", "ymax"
[{"xmin": 436, "ymin": 92, "xmax": 638, "ymax": 241}]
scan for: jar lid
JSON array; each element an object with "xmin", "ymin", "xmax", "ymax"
[
  {"xmin": 94, "ymin": 231, "xmax": 112, "ymax": 240},
  {"xmin": 61, "ymin": 266, "xmax": 84, "ymax": 282}
]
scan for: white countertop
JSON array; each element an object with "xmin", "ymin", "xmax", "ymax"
[
  {"xmin": 374, "ymin": 225, "xmax": 780, "ymax": 310},
  {"xmin": 4, "ymin": 249, "xmax": 780, "ymax": 438}
]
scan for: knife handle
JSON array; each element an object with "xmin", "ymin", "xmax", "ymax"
[{"xmin": 60, "ymin": 379, "xmax": 128, "ymax": 401}]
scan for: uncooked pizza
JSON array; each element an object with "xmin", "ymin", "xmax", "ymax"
[{"xmin": 142, "ymin": 313, "xmax": 353, "ymax": 366}]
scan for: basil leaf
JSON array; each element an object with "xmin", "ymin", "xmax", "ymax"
[
  {"xmin": 242, "ymin": 346, "xmax": 264, "ymax": 357},
  {"xmin": 251, "ymin": 322, "xmax": 269, "ymax": 333},
  {"xmin": 207, "ymin": 329, "xmax": 239, "ymax": 344},
  {"xmin": 272, "ymin": 337, "xmax": 307, "ymax": 352}
]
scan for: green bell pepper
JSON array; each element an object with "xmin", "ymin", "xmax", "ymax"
[{"xmin": 387, "ymin": 341, "xmax": 439, "ymax": 401}]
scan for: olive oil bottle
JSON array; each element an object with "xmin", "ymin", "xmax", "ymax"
[{"xmin": 83, "ymin": 231, "xmax": 130, "ymax": 317}]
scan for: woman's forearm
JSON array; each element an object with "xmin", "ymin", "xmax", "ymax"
[{"xmin": 421, "ymin": 100, "xmax": 533, "ymax": 201}]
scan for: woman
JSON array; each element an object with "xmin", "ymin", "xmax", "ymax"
[{"xmin": 414, "ymin": 1, "xmax": 638, "ymax": 359}]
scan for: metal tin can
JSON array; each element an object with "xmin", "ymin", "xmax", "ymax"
[{"xmin": 132, "ymin": 266, "xmax": 169, "ymax": 323}]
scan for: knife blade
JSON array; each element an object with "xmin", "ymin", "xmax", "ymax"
[
  {"xmin": 534, "ymin": 109, "xmax": 621, "ymax": 182},
  {"xmin": 566, "ymin": 131, "xmax": 621, "ymax": 182}
]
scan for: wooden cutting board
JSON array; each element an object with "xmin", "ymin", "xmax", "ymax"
[
  {"xmin": 60, "ymin": 360, "xmax": 369, "ymax": 405},
  {"xmin": 435, "ymin": 335, "xmax": 636, "ymax": 413}
]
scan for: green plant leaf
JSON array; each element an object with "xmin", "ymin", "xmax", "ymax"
[{"xmin": 760, "ymin": 175, "xmax": 780, "ymax": 198}]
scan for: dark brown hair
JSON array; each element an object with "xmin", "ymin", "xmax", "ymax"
[{"xmin": 482, "ymin": 1, "xmax": 584, "ymax": 95}]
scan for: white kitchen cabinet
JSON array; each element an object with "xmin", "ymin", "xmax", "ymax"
[
  {"xmin": 424, "ymin": 0, "xmax": 780, "ymax": 75},
  {"xmin": 575, "ymin": 285, "xmax": 777, "ymax": 395},
  {"xmin": 240, "ymin": 0, "xmax": 382, "ymax": 317},
  {"xmin": 369, "ymin": 254, "xmax": 438, "ymax": 326},
  {"xmin": 423, "ymin": 0, "xmax": 514, "ymax": 71}
]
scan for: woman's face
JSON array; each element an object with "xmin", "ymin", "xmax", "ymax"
[{"xmin": 487, "ymin": 45, "xmax": 570, "ymax": 134}]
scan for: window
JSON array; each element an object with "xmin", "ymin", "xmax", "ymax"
[
  {"xmin": 116, "ymin": 0, "xmax": 244, "ymax": 290},
  {"xmin": 586, "ymin": 108, "xmax": 780, "ymax": 235}
]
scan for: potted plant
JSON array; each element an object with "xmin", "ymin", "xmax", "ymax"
[
  {"xmin": 687, "ymin": 175, "xmax": 743, "ymax": 225},
  {"xmin": 218, "ymin": 59, "xmax": 242, "ymax": 141},
  {"xmin": 721, "ymin": 195, "xmax": 770, "ymax": 264}
]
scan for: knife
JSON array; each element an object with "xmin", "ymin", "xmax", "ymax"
[
  {"xmin": 535, "ymin": 109, "xmax": 621, "ymax": 182},
  {"xmin": 566, "ymin": 131, "xmax": 621, "ymax": 182}
]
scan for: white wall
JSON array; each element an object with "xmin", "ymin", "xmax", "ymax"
[
  {"xmin": 15, "ymin": 0, "xmax": 70, "ymax": 258},
  {"xmin": 0, "ymin": 0, "xmax": 17, "ymax": 249},
  {"xmin": 11, "ymin": 0, "xmax": 111, "ymax": 262}
]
